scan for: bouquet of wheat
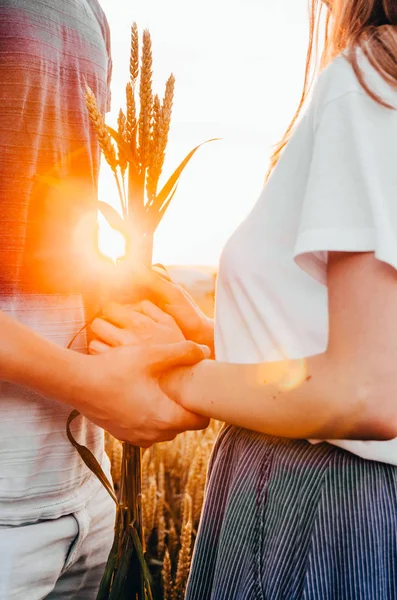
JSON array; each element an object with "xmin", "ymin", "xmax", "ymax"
[{"xmin": 66, "ymin": 23, "xmax": 216, "ymax": 600}]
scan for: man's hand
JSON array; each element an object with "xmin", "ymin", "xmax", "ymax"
[{"xmin": 75, "ymin": 341, "xmax": 210, "ymax": 447}]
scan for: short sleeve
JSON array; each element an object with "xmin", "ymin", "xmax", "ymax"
[{"xmin": 293, "ymin": 90, "xmax": 397, "ymax": 285}]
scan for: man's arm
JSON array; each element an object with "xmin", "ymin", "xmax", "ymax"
[
  {"xmin": 0, "ymin": 309, "xmax": 86, "ymax": 404},
  {"xmin": 0, "ymin": 309, "xmax": 209, "ymax": 446}
]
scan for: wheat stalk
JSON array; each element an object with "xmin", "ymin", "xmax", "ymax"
[
  {"xmin": 138, "ymin": 29, "xmax": 154, "ymax": 170},
  {"xmin": 146, "ymin": 94, "xmax": 162, "ymax": 201},
  {"xmin": 130, "ymin": 22, "xmax": 139, "ymax": 85},
  {"xmin": 173, "ymin": 494, "xmax": 193, "ymax": 600},
  {"xmin": 186, "ymin": 448, "xmax": 205, "ymax": 525},
  {"xmin": 126, "ymin": 82, "xmax": 138, "ymax": 152},
  {"xmin": 147, "ymin": 75, "xmax": 175, "ymax": 202},
  {"xmin": 168, "ymin": 518, "xmax": 178, "ymax": 558},
  {"xmin": 104, "ymin": 433, "xmax": 122, "ymax": 487},
  {"xmin": 117, "ymin": 108, "xmax": 128, "ymax": 177},
  {"xmin": 147, "ymin": 477, "xmax": 157, "ymax": 533},
  {"xmin": 162, "ymin": 548, "xmax": 173, "ymax": 600},
  {"xmin": 85, "ymin": 85, "xmax": 118, "ymax": 171},
  {"xmin": 86, "ymin": 22, "xmax": 218, "ymax": 599}
]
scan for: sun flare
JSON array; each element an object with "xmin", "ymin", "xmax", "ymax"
[{"xmin": 98, "ymin": 212, "xmax": 126, "ymax": 263}]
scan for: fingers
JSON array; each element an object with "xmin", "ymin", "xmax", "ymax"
[
  {"xmin": 102, "ymin": 302, "xmax": 149, "ymax": 329},
  {"xmin": 150, "ymin": 340, "xmax": 210, "ymax": 371},
  {"xmin": 134, "ymin": 300, "xmax": 173, "ymax": 323},
  {"xmin": 159, "ymin": 397, "xmax": 210, "ymax": 434},
  {"xmin": 89, "ymin": 339, "xmax": 111, "ymax": 354},
  {"xmin": 103, "ymin": 300, "xmax": 178, "ymax": 331},
  {"xmin": 91, "ymin": 318, "xmax": 128, "ymax": 347},
  {"xmin": 139, "ymin": 268, "xmax": 187, "ymax": 307},
  {"xmin": 176, "ymin": 412, "xmax": 210, "ymax": 431}
]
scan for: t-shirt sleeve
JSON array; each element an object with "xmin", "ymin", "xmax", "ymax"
[{"xmin": 293, "ymin": 90, "xmax": 397, "ymax": 285}]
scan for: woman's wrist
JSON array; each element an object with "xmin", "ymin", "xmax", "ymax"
[{"xmin": 160, "ymin": 359, "xmax": 212, "ymax": 416}]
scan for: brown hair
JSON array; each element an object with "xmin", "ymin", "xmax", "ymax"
[{"xmin": 267, "ymin": 0, "xmax": 397, "ymax": 179}]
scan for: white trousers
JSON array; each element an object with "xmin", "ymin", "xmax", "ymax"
[{"xmin": 0, "ymin": 483, "xmax": 115, "ymax": 599}]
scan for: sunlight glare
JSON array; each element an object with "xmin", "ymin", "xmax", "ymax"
[{"xmin": 98, "ymin": 212, "xmax": 126, "ymax": 263}]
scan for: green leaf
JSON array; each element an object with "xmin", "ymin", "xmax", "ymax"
[
  {"xmin": 152, "ymin": 138, "xmax": 220, "ymax": 215},
  {"xmin": 130, "ymin": 525, "xmax": 154, "ymax": 600},
  {"xmin": 108, "ymin": 529, "xmax": 135, "ymax": 600},
  {"xmin": 98, "ymin": 201, "xmax": 130, "ymax": 239},
  {"xmin": 66, "ymin": 411, "xmax": 117, "ymax": 504},
  {"xmin": 96, "ymin": 532, "xmax": 119, "ymax": 600}
]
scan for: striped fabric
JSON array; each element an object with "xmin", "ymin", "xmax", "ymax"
[
  {"xmin": 0, "ymin": 0, "xmax": 112, "ymax": 525},
  {"xmin": 187, "ymin": 425, "xmax": 397, "ymax": 600},
  {"xmin": 0, "ymin": 0, "xmax": 111, "ymax": 293}
]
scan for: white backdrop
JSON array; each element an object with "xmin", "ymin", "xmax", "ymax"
[{"xmin": 98, "ymin": 0, "xmax": 309, "ymax": 266}]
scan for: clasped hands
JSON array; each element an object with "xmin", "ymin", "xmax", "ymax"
[{"xmin": 81, "ymin": 270, "xmax": 214, "ymax": 447}]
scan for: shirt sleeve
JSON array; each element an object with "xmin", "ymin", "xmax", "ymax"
[{"xmin": 293, "ymin": 90, "xmax": 397, "ymax": 285}]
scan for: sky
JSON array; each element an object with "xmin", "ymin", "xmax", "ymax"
[{"xmin": 99, "ymin": 0, "xmax": 310, "ymax": 266}]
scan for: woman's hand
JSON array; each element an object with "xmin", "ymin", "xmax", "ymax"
[
  {"xmin": 89, "ymin": 300, "xmax": 185, "ymax": 355},
  {"xmin": 137, "ymin": 268, "xmax": 215, "ymax": 354},
  {"xmin": 74, "ymin": 341, "xmax": 210, "ymax": 446}
]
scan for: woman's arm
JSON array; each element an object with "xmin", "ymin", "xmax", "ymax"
[
  {"xmin": 161, "ymin": 251, "xmax": 397, "ymax": 441},
  {"xmin": 162, "ymin": 353, "xmax": 378, "ymax": 440}
]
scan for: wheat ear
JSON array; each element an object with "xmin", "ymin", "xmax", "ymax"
[
  {"xmin": 117, "ymin": 108, "xmax": 128, "ymax": 177},
  {"xmin": 173, "ymin": 494, "xmax": 193, "ymax": 600},
  {"xmin": 146, "ymin": 94, "xmax": 161, "ymax": 200},
  {"xmin": 126, "ymin": 82, "xmax": 137, "ymax": 150},
  {"xmin": 163, "ymin": 548, "xmax": 173, "ymax": 600},
  {"xmin": 147, "ymin": 74, "xmax": 175, "ymax": 199},
  {"xmin": 85, "ymin": 85, "xmax": 118, "ymax": 171},
  {"xmin": 138, "ymin": 29, "xmax": 154, "ymax": 170},
  {"xmin": 130, "ymin": 22, "xmax": 139, "ymax": 85}
]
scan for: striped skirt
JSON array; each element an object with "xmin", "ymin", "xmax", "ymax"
[{"xmin": 186, "ymin": 425, "xmax": 397, "ymax": 600}]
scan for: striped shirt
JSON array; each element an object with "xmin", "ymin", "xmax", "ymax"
[{"xmin": 0, "ymin": 0, "xmax": 112, "ymax": 524}]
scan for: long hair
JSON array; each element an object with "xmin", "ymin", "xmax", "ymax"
[{"xmin": 267, "ymin": 0, "xmax": 397, "ymax": 179}]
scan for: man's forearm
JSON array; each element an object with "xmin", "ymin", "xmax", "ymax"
[{"xmin": 0, "ymin": 310, "xmax": 85, "ymax": 406}]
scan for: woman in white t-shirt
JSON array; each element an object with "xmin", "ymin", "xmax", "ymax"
[{"xmin": 91, "ymin": 0, "xmax": 397, "ymax": 597}]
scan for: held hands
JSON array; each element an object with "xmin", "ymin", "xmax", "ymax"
[{"xmin": 80, "ymin": 300, "xmax": 210, "ymax": 447}]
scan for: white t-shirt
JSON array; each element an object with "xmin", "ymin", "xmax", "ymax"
[{"xmin": 215, "ymin": 51, "xmax": 397, "ymax": 466}]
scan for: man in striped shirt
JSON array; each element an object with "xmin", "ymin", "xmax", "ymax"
[
  {"xmin": 0, "ymin": 2, "xmax": 117, "ymax": 597},
  {"xmin": 0, "ymin": 1, "xmax": 208, "ymax": 597}
]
